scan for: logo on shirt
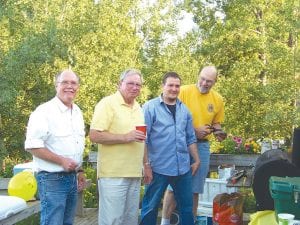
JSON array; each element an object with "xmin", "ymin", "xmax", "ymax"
[{"xmin": 207, "ymin": 104, "xmax": 214, "ymax": 113}]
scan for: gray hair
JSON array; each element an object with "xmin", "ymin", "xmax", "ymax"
[
  {"xmin": 199, "ymin": 66, "xmax": 218, "ymax": 77},
  {"xmin": 55, "ymin": 69, "xmax": 80, "ymax": 84},
  {"xmin": 119, "ymin": 69, "xmax": 143, "ymax": 82}
]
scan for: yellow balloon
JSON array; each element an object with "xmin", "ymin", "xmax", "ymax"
[{"xmin": 8, "ymin": 171, "xmax": 37, "ymax": 201}]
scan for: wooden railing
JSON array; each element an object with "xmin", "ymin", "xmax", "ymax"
[{"xmin": 88, "ymin": 151, "xmax": 259, "ymax": 186}]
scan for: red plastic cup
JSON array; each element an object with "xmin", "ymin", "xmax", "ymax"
[{"xmin": 136, "ymin": 125, "xmax": 147, "ymax": 135}]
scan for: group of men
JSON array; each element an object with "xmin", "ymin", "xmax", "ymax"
[{"xmin": 25, "ymin": 66, "xmax": 225, "ymax": 225}]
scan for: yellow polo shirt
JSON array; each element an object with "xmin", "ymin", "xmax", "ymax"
[
  {"xmin": 90, "ymin": 91, "xmax": 144, "ymax": 178},
  {"xmin": 178, "ymin": 84, "xmax": 224, "ymax": 128}
]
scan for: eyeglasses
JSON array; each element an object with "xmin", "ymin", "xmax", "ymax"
[
  {"xmin": 57, "ymin": 81, "xmax": 79, "ymax": 87},
  {"xmin": 199, "ymin": 77, "xmax": 214, "ymax": 85},
  {"xmin": 125, "ymin": 82, "xmax": 142, "ymax": 88}
]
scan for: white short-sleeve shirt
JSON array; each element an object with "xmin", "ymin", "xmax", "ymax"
[{"xmin": 25, "ymin": 96, "xmax": 85, "ymax": 172}]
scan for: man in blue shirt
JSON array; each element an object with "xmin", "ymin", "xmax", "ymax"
[{"xmin": 140, "ymin": 72, "xmax": 200, "ymax": 225}]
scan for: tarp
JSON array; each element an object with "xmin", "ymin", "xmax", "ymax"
[{"xmin": 248, "ymin": 210, "xmax": 277, "ymax": 225}]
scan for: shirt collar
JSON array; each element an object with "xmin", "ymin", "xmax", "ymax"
[
  {"xmin": 159, "ymin": 93, "xmax": 181, "ymax": 105},
  {"xmin": 53, "ymin": 96, "xmax": 74, "ymax": 113},
  {"xmin": 116, "ymin": 91, "xmax": 140, "ymax": 109}
]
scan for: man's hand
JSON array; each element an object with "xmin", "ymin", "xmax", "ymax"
[
  {"xmin": 143, "ymin": 164, "xmax": 153, "ymax": 184},
  {"xmin": 195, "ymin": 125, "xmax": 212, "ymax": 140},
  {"xmin": 213, "ymin": 130, "xmax": 227, "ymax": 142},
  {"xmin": 125, "ymin": 130, "xmax": 146, "ymax": 143},
  {"xmin": 188, "ymin": 143, "xmax": 200, "ymax": 175},
  {"xmin": 191, "ymin": 161, "xmax": 200, "ymax": 176},
  {"xmin": 61, "ymin": 157, "xmax": 78, "ymax": 172},
  {"xmin": 77, "ymin": 172, "xmax": 86, "ymax": 192}
]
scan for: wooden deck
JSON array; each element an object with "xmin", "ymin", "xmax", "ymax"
[
  {"xmin": 74, "ymin": 208, "xmax": 98, "ymax": 225},
  {"xmin": 74, "ymin": 208, "xmax": 250, "ymax": 225}
]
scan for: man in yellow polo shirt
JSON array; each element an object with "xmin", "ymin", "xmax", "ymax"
[
  {"xmin": 89, "ymin": 69, "xmax": 146, "ymax": 225},
  {"xmin": 161, "ymin": 65, "xmax": 226, "ymax": 224}
]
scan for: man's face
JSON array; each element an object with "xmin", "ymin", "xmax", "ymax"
[
  {"xmin": 197, "ymin": 72, "xmax": 216, "ymax": 94},
  {"xmin": 162, "ymin": 77, "xmax": 181, "ymax": 102},
  {"xmin": 119, "ymin": 73, "xmax": 142, "ymax": 102},
  {"xmin": 55, "ymin": 71, "xmax": 79, "ymax": 107}
]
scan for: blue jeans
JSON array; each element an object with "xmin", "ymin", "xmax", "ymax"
[
  {"xmin": 140, "ymin": 171, "xmax": 193, "ymax": 225},
  {"xmin": 192, "ymin": 141, "xmax": 210, "ymax": 193},
  {"xmin": 37, "ymin": 171, "xmax": 78, "ymax": 225}
]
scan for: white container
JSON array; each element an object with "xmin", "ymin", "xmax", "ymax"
[
  {"xmin": 272, "ymin": 140, "xmax": 280, "ymax": 149},
  {"xmin": 13, "ymin": 162, "xmax": 34, "ymax": 175},
  {"xmin": 278, "ymin": 213, "xmax": 295, "ymax": 225},
  {"xmin": 198, "ymin": 178, "xmax": 238, "ymax": 207},
  {"xmin": 261, "ymin": 141, "xmax": 271, "ymax": 154},
  {"xmin": 0, "ymin": 196, "xmax": 27, "ymax": 220},
  {"xmin": 218, "ymin": 164, "xmax": 235, "ymax": 180},
  {"xmin": 291, "ymin": 220, "xmax": 300, "ymax": 225}
]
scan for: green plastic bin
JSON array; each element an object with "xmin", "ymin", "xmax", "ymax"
[{"xmin": 269, "ymin": 176, "xmax": 300, "ymax": 219}]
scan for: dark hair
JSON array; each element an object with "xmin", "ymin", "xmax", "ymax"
[{"xmin": 162, "ymin": 71, "xmax": 181, "ymax": 84}]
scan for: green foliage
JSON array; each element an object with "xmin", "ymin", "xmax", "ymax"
[
  {"xmin": 185, "ymin": 0, "xmax": 300, "ymax": 140},
  {"xmin": 83, "ymin": 165, "xmax": 98, "ymax": 208},
  {"xmin": 240, "ymin": 188, "xmax": 256, "ymax": 213},
  {"xmin": 0, "ymin": 1, "xmax": 299, "ymax": 213},
  {"xmin": 211, "ymin": 136, "xmax": 261, "ymax": 154},
  {"xmin": 0, "ymin": 156, "xmax": 24, "ymax": 178}
]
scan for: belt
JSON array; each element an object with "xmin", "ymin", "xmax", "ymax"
[{"xmin": 197, "ymin": 139, "xmax": 208, "ymax": 143}]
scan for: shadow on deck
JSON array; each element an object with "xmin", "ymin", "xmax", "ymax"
[
  {"xmin": 74, "ymin": 208, "xmax": 250, "ymax": 225},
  {"xmin": 75, "ymin": 208, "xmax": 98, "ymax": 225},
  {"xmin": 74, "ymin": 208, "xmax": 162, "ymax": 225}
]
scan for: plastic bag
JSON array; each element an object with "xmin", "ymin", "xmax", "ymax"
[{"xmin": 213, "ymin": 192, "xmax": 244, "ymax": 225}]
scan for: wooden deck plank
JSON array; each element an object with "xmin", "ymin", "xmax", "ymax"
[
  {"xmin": 74, "ymin": 208, "xmax": 98, "ymax": 225},
  {"xmin": 73, "ymin": 208, "xmax": 250, "ymax": 225}
]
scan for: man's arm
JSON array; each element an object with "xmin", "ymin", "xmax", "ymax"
[
  {"xmin": 212, "ymin": 123, "xmax": 221, "ymax": 130},
  {"xmin": 89, "ymin": 129, "xmax": 145, "ymax": 144},
  {"xmin": 212, "ymin": 123, "xmax": 227, "ymax": 142},
  {"xmin": 143, "ymin": 145, "xmax": 153, "ymax": 184},
  {"xmin": 188, "ymin": 143, "xmax": 200, "ymax": 175},
  {"xmin": 27, "ymin": 148, "xmax": 78, "ymax": 172},
  {"xmin": 194, "ymin": 125, "xmax": 212, "ymax": 140}
]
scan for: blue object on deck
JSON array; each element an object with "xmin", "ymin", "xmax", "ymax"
[
  {"xmin": 13, "ymin": 162, "xmax": 34, "ymax": 175},
  {"xmin": 195, "ymin": 216, "xmax": 212, "ymax": 225}
]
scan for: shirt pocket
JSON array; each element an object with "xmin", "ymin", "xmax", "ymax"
[{"xmin": 53, "ymin": 129, "xmax": 72, "ymax": 139}]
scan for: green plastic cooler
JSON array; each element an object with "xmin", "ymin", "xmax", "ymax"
[{"xmin": 269, "ymin": 176, "xmax": 300, "ymax": 219}]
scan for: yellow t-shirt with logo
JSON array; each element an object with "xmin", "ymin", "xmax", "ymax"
[
  {"xmin": 90, "ymin": 91, "xmax": 144, "ymax": 178},
  {"xmin": 178, "ymin": 84, "xmax": 224, "ymax": 128}
]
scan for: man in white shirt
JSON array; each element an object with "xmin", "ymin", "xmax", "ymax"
[{"xmin": 25, "ymin": 69, "xmax": 86, "ymax": 225}]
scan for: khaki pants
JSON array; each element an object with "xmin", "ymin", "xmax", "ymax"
[{"xmin": 98, "ymin": 177, "xmax": 141, "ymax": 225}]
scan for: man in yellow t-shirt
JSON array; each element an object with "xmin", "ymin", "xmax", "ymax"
[
  {"xmin": 161, "ymin": 66, "xmax": 226, "ymax": 225},
  {"xmin": 89, "ymin": 69, "xmax": 146, "ymax": 225}
]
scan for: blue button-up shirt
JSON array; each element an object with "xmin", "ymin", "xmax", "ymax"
[{"xmin": 143, "ymin": 95, "xmax": 196, "ymax": 176}]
